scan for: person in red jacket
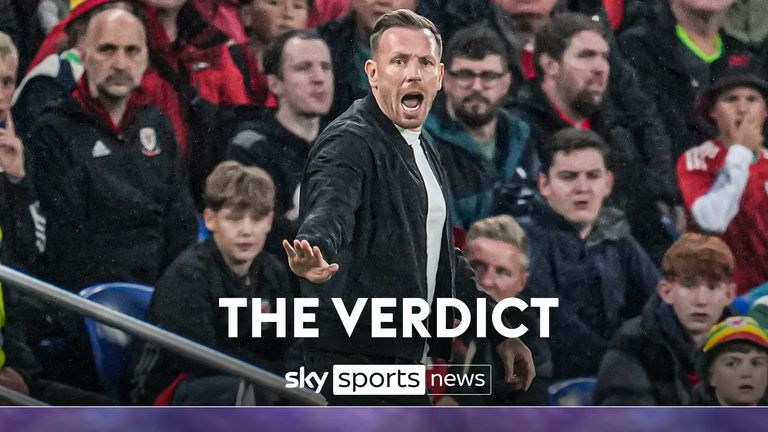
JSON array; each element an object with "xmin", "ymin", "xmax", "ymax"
[
  {"xmin": 677, "ymin": 68, "xmax": 768, "ymax": 295},
  {"xmin": 236, "ymin": 0, "xmax": 310, "ymax": 106}
]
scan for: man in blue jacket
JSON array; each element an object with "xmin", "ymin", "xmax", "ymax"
[
  {"xmin": 283, "ymin": 10, "xmax": 535, "ymax": 405},
  {"xmin": 424, "ymin": 25, "xmax": 537, "ymax": 228},
  {"xmin": 521, "ymin": 128, "xmax": 659, "ymax": 381}
]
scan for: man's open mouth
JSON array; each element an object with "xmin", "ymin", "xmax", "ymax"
[{"xmin": 402, "ymin": 92, "xmax": 424, "ymax": 112}]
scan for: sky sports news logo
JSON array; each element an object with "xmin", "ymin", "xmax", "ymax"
[{"xmin": 285, "ymin": 364, "xmax": 492, "ymax": 396}]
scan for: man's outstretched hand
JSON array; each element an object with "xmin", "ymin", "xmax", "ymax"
[
  {"xmin": 283, "ymin": 239, "xmax": 339, "ymax": 283},
  {"xmin": 496, "ymin": 337, "xmax": 536, "ymax": 391}
]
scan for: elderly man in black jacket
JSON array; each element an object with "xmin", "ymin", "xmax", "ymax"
[
  {"xmin": 283, "ymin": 9, "xmax": 534, "ymax": 406},
  {"xmin": 4, "ymin": 9, "xmax": 197, "ymax": 391}
]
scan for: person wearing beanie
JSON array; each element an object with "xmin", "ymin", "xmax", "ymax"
[
  {"xmin": 594, "ymin": 233, "xmax": 735, "ymax": 405},
  {"xmin": 677, "ymin": 67, "xmax": 768, "ymax": 295},
  {"xmin": 692, "ymin": 316, "xmax": 768, "ymax": 406}
]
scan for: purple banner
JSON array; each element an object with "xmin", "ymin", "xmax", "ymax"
[{"xmin": 1, "ymin": 408, "xmax": 766, "ymax": 432}]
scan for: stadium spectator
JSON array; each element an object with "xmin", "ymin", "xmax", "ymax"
[
  {"xmin": 483, "ymin": 4, "xmax": 682, "ymax": 262},
  {"xmin": 237, "ymin": 0, "xmax": 310, "ymax": 105},
  {"xmin": 441, "ymin": 215, "xmax": 551, "ymax": 406},
  {"xmin": 318, "ymin": 0, "xmax": 417, "ymax": 122},
  {"xmin": 423, "ymin": 25, "xmax": 537, "ymax": 228},
  {"xmin": 465, "ymin": 215, "xmax": 529, "ymax": 302},
  {"xmin": 594, "ymin": 233, "xmax": 735, "ymax": 405},
  {"xmin": 618, "ymin": 0, "xmax": 764, "ymax": 160},
  {"xmin": 521, "ymin": 128, "xmax": 659, "ymax": 380},
  {"xmin": 676, "ymin": 69, "xmax": 768, "ymax": 294},
  {"xmin": 22, "ymin": 0, "xmax": 253, "ymax": 207},
  {"xmin": 130, "ymin": 161, "xmax": 295, "ymax": 406},
  {"xmin": 13, "ymin": 0, "xmax": 137, "ymax": 138},
  {"xmin": 511, "ymin": 12, "xmax": 678, "ymax": 262},
  {"xmin": 692, "ymin": 316, "xmax": 768, "ymax": 405},
  {"xmin": 0, "ymin": 32, "xmax": 40, "ymax": 269},
  {"xmin": 226, "ymin": 30, "xmax": 333, "ymax": 255},
  {"xmin": 6, "ymin": 9, "xmax": 197, "ymax": 389}
]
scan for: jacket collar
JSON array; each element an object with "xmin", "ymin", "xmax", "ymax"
[
  {"xmin": 643, "ymin": 1, "xmax": 736, "ymax": 76},
  {"xmin": 71, "ymin": 76, "xmax": 148, "ymax": 135},
  {"xmin": 360, "ymin": 93, "xmax": 413, "ymax": 148},
  {"xmin": 530, "ymin": 197, "xmax": 630, "ymax": 246},
  {"xmin": 511, "ymin": 80, "xmax": 576, "ymax": 128}
]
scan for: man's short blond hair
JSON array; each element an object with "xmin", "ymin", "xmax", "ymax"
[
  {"xmin": 468, "ymin": 215, "xmax": 529, "ymax": 270},
  {"xmin": 0, "ymin": 32, "xmax": 18, "ymax": 67},
  {"xmin": 204, "ymin": 161, "xmax": 275, "ymax": 219},
  {"xmin": 369, "ymin": 9, "xmax": 443, "ymax": 59}
]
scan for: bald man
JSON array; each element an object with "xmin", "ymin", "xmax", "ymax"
[{"xmin": 5, "ymin": 9, "xmax": 197, "ymax": 390}]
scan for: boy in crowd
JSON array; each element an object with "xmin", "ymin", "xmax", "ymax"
[
  {"xmin": 692, "ymin": 316, "xmax": 768, "ymax": 406},
  {"xmin": 522, "ymin": 128, "xmax": 658, "ymax": 381},
  {"xmin": 594, "ymin": 233, "xmax": 735, "ymax": 405},
  {"xmin": 130, "ymin": 161, "xmax": 295, "ymax": 405},
  {"xmin": 677, "ymin": 68, "xmax": 768, "ymax": 294}
]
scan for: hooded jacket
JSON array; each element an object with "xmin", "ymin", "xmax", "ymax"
[
  {"xmin": 593, "ymin": 295, "xmax": 723, "ymax": 405},
  {"xmin": 520, "ymin": 199, "xmax": 659, "ymax": 379}
]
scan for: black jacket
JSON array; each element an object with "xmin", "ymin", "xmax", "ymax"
[
  {"xmin": 16, "ymin": 96, "xmax": 198, "ymax": 292},
  {"xmin": 521, "ymin": 200, "xmax": 659, "ymax": 379},
  {"xmin": 593, "ymin": 295, "xmax": 719, "ymax": 405},
  {"xmin": 225, "ymin": 110, "xmax": 310, "ymax": 254},
  {"xmin": 129, "ymin": 239, "xmax": 296, "ymax": 405},
  {"xmin": 618, "ymin": 1, "xmax": 762, "ymax": 160},
  {"xmin": 296, "ymin": 94, "xmax": 506, "ymax": 361}
]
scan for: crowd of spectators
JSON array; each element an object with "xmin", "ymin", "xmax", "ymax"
[{"xmin": 0, "ymin": 0, "xmax": 767, "ymax": 406}]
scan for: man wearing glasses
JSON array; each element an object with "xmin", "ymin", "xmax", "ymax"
[{"xmin": 424, "ymin": 25, "xmax": 538, "ymax": 228}]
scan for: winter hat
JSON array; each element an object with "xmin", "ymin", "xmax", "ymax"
[
  {"xmin": 698, "ymin": 55, "xmax": 768, "ymax": 124},
  {"xmin": 696, "ymin": 316, "xmax": 768, "ymax": 376}
]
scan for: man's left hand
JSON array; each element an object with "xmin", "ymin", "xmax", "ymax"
[{"xmin": 496, "ymin": 338, "xmax": 535, "ymax": 391}]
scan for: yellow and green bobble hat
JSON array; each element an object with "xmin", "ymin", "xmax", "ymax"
[{"xmin": 696, "ymin": 316, "xmax": 768, "ymax": 376}]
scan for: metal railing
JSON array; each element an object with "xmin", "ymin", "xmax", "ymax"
[{"xmin": 0, "ymin": 265, "xmax": 326, "ymax": 406}]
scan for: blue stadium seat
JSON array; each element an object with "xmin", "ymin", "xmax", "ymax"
[
  {"xmin": 198, "ymin": 214, "xmax": 211, "ymax": 242},
  {"xmin": 732, "ymin": 296, "xmax": 753, "ymax": 315},
  {"xmin": 79, "ymin": 283, "xmax": 154, "ymax": 401},
  {"xmin": 547, "ymin": 377, "xmax": 597, "ymax": 406}
]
